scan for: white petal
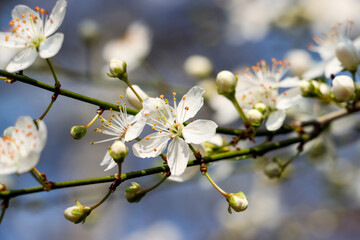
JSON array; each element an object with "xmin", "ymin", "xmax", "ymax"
[
  {"xmin": 168, "ymin": 165, "xmax": 198, "ymax": 182},
  {"xmin": 302, "ymin": 62, "xmax": 326, "ymax": 80},
  {"xmin": 34, "ymin": 119, "xmax": 47, "ymax": 151},
  {"xmin": 132, "ymin": 132, "xmax": 169, "ymax": 158},
  {"xmin": 276, "ymin": 87, "xmax": 302, "ymax": 110},
  {"xmin": 177, "ymin": 86, "xmax": 205, "ymax": 122},
  {"xmin": 0, "ymin": 33, "xmax": 26, "ymax": 48},
  {"xmin": 325, "ymin": 58, "xmax": 343, "ymax": 78},
  {"xmin": 100, "ymin": 151, "xmax": 112, "ymax": 166},
  {"xmin": 39, "ymin": 33, "xmax": 64, "ymax": 59},
  {"xmin": 125, "ymin": 117, "xmax": 146, "ymax": 142},
  {"xmin": 167, "ymin": 137, "xmax": 189, "ymax": 176},
  {"xmin": 44, "ymin": 0, "xmax": 67, "ymax": 36},
  {"xmin": 6, "ymin": 47, "xmax": 37, "ymax": 72},
  {"xmin": 104, "ymin": 160, "xmax": 117, "ymax": 171},
  {"xmin": 266, "ymin": 110, "xmax": 286, "ymax": 131},
  {"xmin": 278, "ymin": 77, "xmax": 300, "ymax": 88},
  {"xmin": 0, "ymin": 47, "xmax": 23, "ymax": 69},
  {"xmin": 182, "ymin": 119, "xmax": 218, "ymax": 144},
  {"xmin": 17, "ymin": 150, "xmax": 41, "ymax": 174}
]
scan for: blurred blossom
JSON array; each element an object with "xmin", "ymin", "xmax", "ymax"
[
  {"xmin": 78, "ymin": 19, "xmax": 100, "ymax": 43},
  {"xmin": 183, "ymin": 55, "xmax": 213, "ymax": 79},
  {"xmin": 285, "ymin": 49, "xmax": 313, "ymax": 78},
  {"xmin": 102, "ymin": 21, "xmax": 152, "ymax": 72}
]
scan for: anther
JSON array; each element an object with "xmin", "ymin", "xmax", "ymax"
[
  {"xmin": 185, "ymin": 106, "xmax": 189, "ymax": 110},
  {"xmin": 146, "ymin": 136, "xmax": 150, "ymax": 140}
]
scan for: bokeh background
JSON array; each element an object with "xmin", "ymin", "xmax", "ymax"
[{"xmin": 1, "ymin": 0, "xmax": 360, "ymax": 239}]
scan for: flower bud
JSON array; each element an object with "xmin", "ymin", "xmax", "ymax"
[
  {"xmin": 331, "ymin": 75, "xmax": 355, "ymax": 102},
  {"xmin": 64, "ymin": 201, "xmax": 92, "ymax": 224},
  {"xmin": 319, "ymin": 83, "xmax": 331, "ymax": 96},
  {"xmin": 70, "ymin": 125, "xmax": 87, "ymax": 140},
  {"xmin": 254, "ymin": 103, "xmax": 267, "ymax": 114},
  {"xmin": 78, "ymin": 19, "xmax": 100, "ymax": 43},
  {"xmin": 335, "ymin": 39, "xmax": 360, "ymax": 72},
  {"xmin": 125, "ymin": 85, "xmax": 148, "ymax": 110},
  {"xmin": 183, "ymin": 55, "xmax": 213, "ymax": 79},
  {"xmin": 216, "ymin": 70, "xmax": 237, "ymax": 96},
  {"xmin": 124, "ymin": 182, "xmax": 146, "ymax": 203},
  {"xmin": 264, "ymin": 161, "xmax": 282, "ymax": 178},
  {"xmin": 109, "ymin": 140, "xmax": 128, "ymax": 164},
  {"xmin": 109, "ymin": 58, "xmax": 127, "ymax": 79},
  {"xmin": 246, "ymin": 109, "xmax": 263, "ymax": 127},
  {"xmin": 227, "ymin": 192, "xmax": 248, "ymax": 213}
]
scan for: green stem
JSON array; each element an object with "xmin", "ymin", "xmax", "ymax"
[
  {"xmin": 90, "ymin": 190, "xmax": 112, "ymax": 210},
  {"xmin": 204, "ymin": 172, "xmax": 227, "ymax": 197},
  {"xmin": 46, "ymin": 58, "xmax": 60, "ymax": 88},
  {"xmin": 144, "ymin": 174, "xmax": 168, "ymax": 192},
  {"xmin": 228, "ymin": 95, "xmax": 249, "ymax": 125},
  {"xmin": 30, "ymin": 170, "xmax": 49, "ymax": 191},
  {"xmin": 123, "ymin": 75, "xmax": 143, "ymax": 103},
  {"xmin": 188, "ymin": 143, "xmax": 198, "ymax": 156},
  {"xmin": 38, "ymin": 98, "xmax": 56, "ymax": 120}
]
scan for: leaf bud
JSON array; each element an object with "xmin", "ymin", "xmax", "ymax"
[
  {"xmin": 331, "ymin": 75, "xmax": 355, "ymax": 102},
  {"xmin": 227, "ymin": 192, "xmax": 248, "ymax": 213},
  {"xmin": 124, "ymin": 182, "xmax": 146, "ymax": 203},
  {"xmin": 70, "ymin": 125, "xmax": 87, "ymax": 140}
]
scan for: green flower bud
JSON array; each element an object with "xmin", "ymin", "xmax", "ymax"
[
  {"xmin": 227, "ymin": 192, "xmax": 248, "ymax": 213},
  {"xmin": 70, "ymin": 125, "xmax": 87, "ymax": 140},
  {"xmin": 109, "ymin": 140, "xmax": 128, "ymax": 164},
  {"xmin": 264, "ymin": 161, "xmax": 282, "ymax": 178},
  {"xmin": 64, "ymin": 201, "xmax": 92, "ymax": 224},
  {"xmin": 125, "ymin": 182, "xmax": 146, "ymax": 203},
  {"xmin": 109, "ymin": 58, "xmax": 127, "ymax": 79}
]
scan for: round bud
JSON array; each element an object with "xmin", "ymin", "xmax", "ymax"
[
  {"xmin": 109, "ymin": 140, "xmax": 128, "ymax": 164},
  {"xmin": 264, "ymin": 161, "xmax": 282, "ymax": 178},
  {"xmin": 254, "ymin": 103, "xmax": 267, "ymax": 114},
  {"xmin": 124, "ymin": 182, "xmax": 146, "ymax": 203},
  {"xmin": 64, "ymin": 204, "xmax": 92, "ymax": 224},
  {"xmin": 78, "ymin": 19, "xmax": 100, "ymax": 43},
  {"xmin": 319, "ymin": 83, "xmax": 331, "ymax": 96},
  {"xmin": 331, "ymin": 75, "xmax": 355, "ymax": 102},
  {"xmin": 227, "ymin": 192, "xmax": 248, "ymax": 213},
  {"xmin": 246, "ymin": 109, "xmax": 263, "ymax": 127},
  {"xmin": 299, "ymin": 80, "xmax": 311, "ymax": 94},
  {"xmin": 183, "ymin": 55, "xmax": 213, "ymax": 79},
  {"xmin": 70, "ymin": 125, "xmax": 87, "ymax": 140},
  {"xmin": 109, "ymin": 58, "xmax": 127, "ymax": 79},
  {"xmin": 216, "ymin": 70, "xmax": 237, "ymax": 96},
  {"xmin": 125, "ymin": 85, "xmax": 148, "ymax": 110},
  {"xmin": 335, "ymin": 39, "xmax": 360, "ymax": 72}
]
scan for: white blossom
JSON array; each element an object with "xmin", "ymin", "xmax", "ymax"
[
  {"xmin": 0, "ymin": 116, "xmax": 47, "ymax": 175},
  {"xmin": 331, "ymin": 75, "xmax": 355, "ymax": 101},
  {"xmin": 0, "ymin": 0, "xmax": 67, "ymax": 72},
  {"xmin": 133, "ymin": 86, "xmax": 218, "ymax": 176}
]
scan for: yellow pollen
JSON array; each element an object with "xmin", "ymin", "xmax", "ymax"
[
  {"xmin": 172, "ymin": 92, "xmax": 176, "ymax": 96},
  {"xmin": 146, "ymin": 136, "xmax": 150, "ymax": 140},
  {"xmin": 185, "ymin": 106, "xmax": 189, "ymax": 110},
  {"xmin": 154, "ymin": 148, "xmax": 157, "ymax": 151},
  {"xmin": 21, "ymin": 14, "xmax": 25, "ymax": 18},
  {"xmin": 158, "ymin": 116, "xmax": 161, "ymax": 119},
  {"xmin": 152, "ymin": 127, "xmax": 156, "ymax": 130},
  {"xmin": 120, "ymin": 95, "xmax": 123, "ymax": 98},
  {"xmin": 35, "ymin": 7, "xmax": 40, "ymax": 12},
  {"xmin": 173, "ymin": 98, "xmax": 176, "ymax": 101},
  {"xmin": 159, "ymin": 130, "xmax": 162, "ymax": 133},
  {"xmin": 23, "ymin": 20, "xmax": 26, "ymax": 23},
  {"xmin": 5, "ymin": 36, "xmax": 9, "ymax": 41},
  {"xmin": 145, "ymin": 113, "xmax": 149, "ymax": 116},
  {"xmin": 156, "ymin": 106, "xmax": 159, "ymax": 109},
  {"xmin": 160, "ymin": 94, "xmax": 164, "ymax": 98},
  {"xmin": 174, "ymin": 114, "xmax": 177, "ymax": 117},
  {"xmin": 117, "ymin": 101, "xmax": 120, "ymax": 104},
  {"xmin": 183, "ymin": 96, "xmax": 186, "ymax": 100},
  {"xmin": 170, "ymin": 135, "xmax": 173, "ymax": 139},
  {"xmin": 176, "ymin": 123, "xmax": 180, "ymax": 127},
  {"xmin": 153, "ymin": 123, "xmax": 156, "ymax": 126},
  {"xmin": 110, "ymin": 108, "xmax": 113, "ymax": 112},
  {"xmin": 90, "ymin": 142, "xmax": 94, "ymax": 145},
  {"xmin": 40, "ymin": 9, "xmax": 45, "ymax": 14}
]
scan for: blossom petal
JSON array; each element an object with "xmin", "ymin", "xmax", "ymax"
[
  {"xmin": 17, "ymin": 150, "xmax": 41, "ymax": 174},
  {"xmin": 132, "ymin": 132, "xmax": 169, "ymax": 158},
  {"xmin": 39, "ymin": 33, "xmax": 64, "ymax": 59},
  {"xmin": 278, "ymin": 77, "xmax": 300, "ymax": 88},
  {"xmin": 168, "ymin": 165, "xmax": 198, "ymax": 182},
  {"xmin": 167, "ymin": 137, "xmax": 189, "ymax": 176},
  {"xmin": 44, "ymin": 0, "xmax": 67, "ymax": 36},
  {"xmin": 125, "ymin": 117, "xmax": 146, "ymax": 142},
  {"xmin": 266, "ymin": 110, "xmax": 286, "ymax": 131},
  {"xmin": 182, "ymin": 119, "xmax": 218, "ymax": 144},
  {"xmin": 0, "ymin": 33, "xmax": 26, "ymax": 48},
  {"xmin": 6, "ymin": 47, "xmax": 37, "ymax": 72},
  {"xmin": 100, "ymin": 151, "xmax": 117, "ymax": 171},
  {"xmin": 325, "ymin": 57, "xmax": 343, "ymax": 78},
  {"xmin": 276, "ymin": 87, "xmax": 302, "ymax": 110},
  {"xmin": 34, "ymin": 119, "xmax": 47, "ymax": 151},
  {"xmin": 177, "ymin": 86, "xmax": 204, "ymax": 122}
]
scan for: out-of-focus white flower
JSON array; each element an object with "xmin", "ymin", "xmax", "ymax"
[
  {"xmin": 285, "ymin": 49, "xmax": 313, "ymax": 77},
  {"xmin": 0, "ymin": 0, "xmax": 67, "ymax": 72},
  {"xmin": 331, "ymin": 75, "xmax": 355, "ymax": 101},
  {"xmin": 0, "ymin": 116, "xmax": 47, "ymax": 175},
  {"xmin": 125, "ymin": 85, "xmax": 148, "ymax": 110},
  {"xmin": 102, "ymin": 21, "xmax": 152, "ymax": 72},
  {"xmin": 133, "ymin": 86, "xmax": 218, "ymax": 176},
  {"xmin": 308, "ymin": 22, "xmax": 360, "ymax": 77},
  {"xmin": 183, "ymin": 55, "xmax": 213, "ymax": 79}
]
